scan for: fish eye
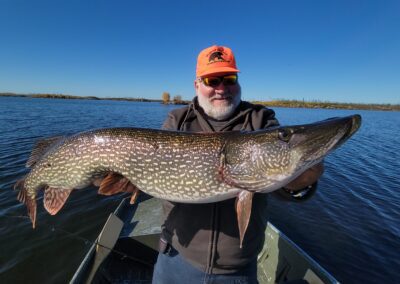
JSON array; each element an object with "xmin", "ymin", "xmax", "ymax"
[{"xmin": 278, "ymin": 129, "xmax": 292, "ymax": 142}]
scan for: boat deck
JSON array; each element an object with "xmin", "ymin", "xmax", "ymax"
[{"xmin": 71, "ymin": 196, "xmax": 338, "ymax": 284}]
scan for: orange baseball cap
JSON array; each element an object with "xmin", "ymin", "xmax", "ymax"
[{"xmin": 196, "ymin": 45, "xmax": 240, "ymax": 77}]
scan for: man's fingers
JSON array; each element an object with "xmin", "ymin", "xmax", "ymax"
[{"xmin": 285, "ymin": 162, "xmax": 324, "ymax": 190}]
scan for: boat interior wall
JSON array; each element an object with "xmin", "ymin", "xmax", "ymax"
[
  {"xmin": 91, "ymin": 238, "xmax": 157, "ymax": 283},
  {"xmin": 71, "ymin": 196, "xmax": 338, "ymax": 284},
  {"xmin": 257, "ymin": 223, "xmax": 336, "ymax": 284}
]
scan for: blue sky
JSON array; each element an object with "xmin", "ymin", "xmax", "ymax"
[{"xmin": 1, "ymin": 0, "xmax": 399, "ymax": 104}]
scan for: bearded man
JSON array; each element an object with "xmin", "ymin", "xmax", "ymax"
[{"xmin": 152, "ymin": 45, "xmax": 323, "ymax": 284}]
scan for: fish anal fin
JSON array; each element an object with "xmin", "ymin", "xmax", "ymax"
[
  {"xmin": 26, "ymin": 136, "xmax": 64, "ymax": 168},
  {"xmin": 98, "ymin": 172, "xmax": 138, "ymax": 196},
  {"xmin": 43, "ymin": 187, "xmax": 73, "ymax": 215},
  {"xmin": 15, "ymin": 179, "xmax": 37, "ymax": 228},
  {"xmin": 235, "ymin": 191, "xmax": 254, "ymax": 249}
]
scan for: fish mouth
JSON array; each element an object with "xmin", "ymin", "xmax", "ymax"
[
  {"xmin": 348, "ymin": 114, "xmax": 362, "ymax": 138},
  {"xmin": 288, "ymin": 114, "xmax": 362, "ymax": 165},
  {"xmin": 324, "ymin": 114, "xmax": 361, "ymax": 151}
]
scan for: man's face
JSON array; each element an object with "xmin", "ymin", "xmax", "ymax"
[{"xmin": 195, "ymin": 73, "xmax": 241, "ymax": 120}]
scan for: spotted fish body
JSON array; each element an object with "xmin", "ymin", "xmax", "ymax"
[
  {"xmin": 25, "ymin": 129, "xmax": 242, "ymax": 203},
  {"xmin": 15, "ymin": 115, "xmax": 361, "ymax": 232}
]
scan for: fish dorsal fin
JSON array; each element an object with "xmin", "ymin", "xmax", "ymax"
[
  {"xmin": 235, "ymin": 190, "xmax": 254, "ymax": 248},
  {"xmin": 43, "ymin": 187, "xmax": 73, "ymax": 215},
  {"xmin": 26, "ymin": 136, "xmax": 64, "ymax": 168},
  {"xmin": 98, "ymin": 172, "xmax": 140, "ymax": 199}
]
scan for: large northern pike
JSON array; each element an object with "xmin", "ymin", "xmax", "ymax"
[{"xmin": 15, "ymin": 115, "xmax": 361, "ymax": 246}]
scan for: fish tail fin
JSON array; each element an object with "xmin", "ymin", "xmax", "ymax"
[{"xmin": 14, "ymin": 178, "xmax": 37, "ymax": 228}]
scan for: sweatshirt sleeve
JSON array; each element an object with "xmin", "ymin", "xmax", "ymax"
[
  {"xmin": 162, "ymin": 111, "xmax": 180, "ymax": 131},
  {"xmin": 262, "ymin": 108, "xmax": 280, "ymax": 128},
  {"xmin": 250, "ymin": 106, "xmax": 280, "ymax": 130}
]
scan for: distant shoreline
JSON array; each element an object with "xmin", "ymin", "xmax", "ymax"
[
  {"xmin": 1, "ymin": 92, "xmax": 399, "ymax": 111},
  {"xmin": 0, "ymin": 92, "xmax": 165, "ymax": 103}
]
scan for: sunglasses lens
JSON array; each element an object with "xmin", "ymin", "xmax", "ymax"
[
  {"xmin": 222, "ymin": 75, "xmax": 238, "ymax": 85},
  {"xmin": 203, "ymin": 75, "xmax": 238, "ymax": 87},
  {"xmin": 204, "ymin": 77, "xmax": 222, "ymax": 87}
]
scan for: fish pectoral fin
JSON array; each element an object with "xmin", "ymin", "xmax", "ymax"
[
  {"xmin": 98, "ymin": 172, "xmax": 139, "ymax": 198},
  {"xmin": 15, "ymin": 179, "xmax": 38, "ymax": 229},
  {"xmin": 43, "ymin": 187, "xmax": 73, "ymax": 215},
  {"xmin": 26, "ymin": 136, "xmax": 65, "ymax": 168},
  {"xmin": 235, "ymin": 190, "xmax": 254, "ymax": 249}
]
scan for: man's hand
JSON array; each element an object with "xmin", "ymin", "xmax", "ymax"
[{"xmin": 284, "ymin": 162, "xmax": 324, "ymax": 191}]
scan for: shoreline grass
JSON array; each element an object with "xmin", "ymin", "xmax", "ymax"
[{"xmin": 252, "ymin": 99, "xmax": 399, "ymax": 111}]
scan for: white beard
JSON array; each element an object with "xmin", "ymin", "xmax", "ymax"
[{"xmin": 197, "ymin": 90, "xmax": 241, "ymax": 120}]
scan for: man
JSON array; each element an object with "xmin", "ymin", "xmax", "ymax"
[{"xmin": 152, "ymin": 45, "xmax": 323, "ymax": 284}]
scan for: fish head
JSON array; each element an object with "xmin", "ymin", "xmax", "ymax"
[
  {"xmin": 223, "ymin": 115, "xmax": 361, "ymax": 192},
  {"xmin": 281, "ymin": 114, "xmax": 361, "ymax": 167},
  {"xmin": 258, "ymin": 114, "xmax": 361, "ymax": 189}
]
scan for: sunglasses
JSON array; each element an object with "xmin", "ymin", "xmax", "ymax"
[{"xmin": 201, "ymin": 74, "xmax": 238, "ymax": 88}]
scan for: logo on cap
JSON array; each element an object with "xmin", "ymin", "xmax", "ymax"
[{"xmin": 208, "ymin": 50, "xmax": 230, "ymax": 65}]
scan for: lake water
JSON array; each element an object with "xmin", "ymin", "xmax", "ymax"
[{"xmin": 0, "ymin": 97, "xmax": 399, "ymax": 283}]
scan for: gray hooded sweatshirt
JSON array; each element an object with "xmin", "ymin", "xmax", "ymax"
[{"xmin": 161, "ymin": 98, "xmax": 279, "ymax": 274}]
